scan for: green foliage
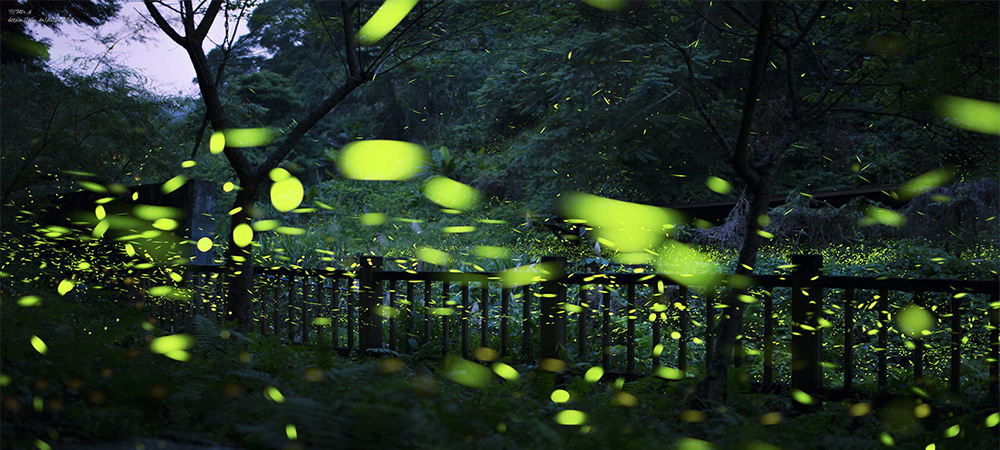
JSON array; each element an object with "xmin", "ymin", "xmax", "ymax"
[{"xmin": 0, "ymin": 64, "xmax": 180, "ymax": 203}]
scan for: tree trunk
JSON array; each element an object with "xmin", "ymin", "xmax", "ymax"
[
  {"xmin": 692, "ymin": 1, "xmax": 776, "ymax": 406},
  {"xmin": 696, "ymin": 175, "xmax": 776, "ymax": 404},
  {"xmin": 224, "ymin": 179, "xmax": 259, "ymax": 330}
]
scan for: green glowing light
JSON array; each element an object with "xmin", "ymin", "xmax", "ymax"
[
  {"xmin": 499, "ymin": 262, "xmax": 561, "ymax": 288},
  {"xmin": 223, "ymin": 128, "xmax": 275, "ymax": 147},
  {"xmin": 896, "ymin": 304, "xmax": 935, "ymax": 338},
  {"xmin": 416, "ymin": 246, "xmax": 451, "ymax": 266},
  {"xmin": 559, "ymin": 192, "xmax": 682, "ymax": 254},
  {"xmin": 583, "ymin": 0, "xmax": 627, "ymax": 10},
  {"xmin": 31, "ymin": 335, "xmax": 47, "ymax": 354},
  {"xmin": 270, "ymin": 174, "xmax": 304, "ymax": 213},
  {"xmin": 937, "ymin": 96, "xmax": 1000, "ymax": 135},
  {"xmin": 359, "ymin": 212, "xmax": 388, "ymax": 226},
  {"xmin": 150, "ymin": 334, "xmax": 194, "ymax": 361},
  {"xmin": 492, "ymin": 362, "xmax": 520, "ymax": 380},
  {"xmin": 196, "ymin": 237, "xmax": 213, "ymax": 253},
  {"xmin": 584, "ymin": 366, "xmax": 604, "ymax": 383},
  {"xmin": 161, "ymin": 175, "xmax": 187, "ymax": 194},
  {"xmin": 336, "ymin": 140, "xmax": 428, "ymax": 180},
  {"xmin": 233, "ymin": 224, "xmax": 253, "ymax": 247},
  {"xmin": 210, "ymin": 132, "xmax": 225, "ymax": 154},
  {"xmin": 356, "ymin": 0, "xmax": 419, "ymax": 45},
  {"xmin": 264, "ymin": 386, "xmax": 285, "ymax": 402},
  {"xmin": 554, "ymin": 410, "xmax": 587, "ymax": 425},
  {"xmin": 675, "ymin": 437, "xmax": 715, "ymax": 450},
  {"xmin": 897, "ymin": 168, "xmax": 953, "ymax": 201},
  {"xmin": 444, "ymin": 357, "xmax": 492, "ymax": 389},
  {"xmin": 474, "ymin": 245, "xmax": 509, "ymax": 259},
  {"xmin": 656, "ymin": 240, "xmax": 723, "ymax": 288},
  {"xmin": 423, "ymin": 176, "xmax": 480, "ymax": 210},
  {"xmin": 57, "ymin": 279, "xmax": 75, "ymax": 296},
  {"xmin": 706, "ymin": 176, "xmax": 732, "ymax": 194},
  {"xmin": 860, "ymin": 206, "xmax": 905, "ymax": 227},
  {"xmin": 17, "ymin": 295, "xmax": 41, "ymax": 307}
]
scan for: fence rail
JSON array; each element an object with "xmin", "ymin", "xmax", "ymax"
[{"xmin": 134, "ymin": 255, "xmax": 998, "ymax": 401}]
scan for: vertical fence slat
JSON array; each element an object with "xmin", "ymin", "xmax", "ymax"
[
  {"xmin": 877, "ymin": 288, "xmax": 888, "ymax": 390},
  {"xmin": 358, "ymin": 256, "xmax": 384, "ymax": 351},
  {"xmin": 763, "ymin": 287, "xmax": 774, "ymax": 384},
  {"xmin": 332, "ymin": 278, "xmax": 340, "ymax": 348},
  {"xmin": 347, "ymin": 280, "xmax": 355, "ymax": 352},
  {"xmin": 480, "ymin": 282, "xmax": 489, "ymax": 350},
  {"xmin": 540, "ymin": 257, "xmax": 567, "ymax": 360},
  {"xmin": 705, "ymin": 288, "xmax": 715, "ymax": 372},
  {"xmin": 192, "ymin": 272, "xmax": 202, "ymax": 318},
  {"xmin": 578, "ymin": 285, "xmax": 588, "ymax": 362},
  {"xmin": 389, "ymin": 280, "xmax": 397, "ymax": 352},
  {"xmin": 501, "ymin": 287, "xmax": 510, "ymax": 357},
  {"xmin": 989, "ymin": 290, "xmax": 998, "ymax": 402},
  {"xmin": 651, "ymin": 283, "xmax": 661, "ymax": 368},
  {"xmin": 461, "ymin": 281, "xmax": 470, "ymax": 359},
  {"xmin": 216, "ymin": 271, "xmax": 226, "ymax": 322},
  {"xmin": 626, "ymin": 283, "xmax": 636, "ymax": 374},
  {"xmin": 950, "ymin": 291, "xmax": 961, "ymax": 394},
  {"xmin": 442, "ymin": 280, "xmax": 451, "ymax": 357},
  {"xmin": 302, "ymin": 277, "xmax": 311, "ymax": 344},
  {"xmin": 317, "ymin": 277, "xmax": 326, "ymax": 344},
  {"xmin": 288, "ymin": 275, "xmax": 296, "ymax": 342},
  {"xmin": 791, "ymin": 255, "xmax": 823, "ymax": 404},
  {"xmin": 423, "ymin": 281, "xmax": 432, "ymax": 344},
  {"xmin": 843, "ymin": 288, "xmax": 854, "ymax": 390},
  {"xmin": 679, "ymin": 285, "xmax": 688, "ymax": 372},
  {"xmin": 522, "ymin": 286, "xmax": 531, "ymax": 360},
  {"xmin": 271, "ymin": 277, "xmax": 280, "ymax": 340},
  {"xmin": 602, "ymin": 287, "xmax": 611, "ymax": 370},
  {"xmin": 405, "ymin": 281, "xmax": 415, "ymax": 351},
  {"xmin": 913, "ymin": 292, "xmax": 924, "ymax": 381}
]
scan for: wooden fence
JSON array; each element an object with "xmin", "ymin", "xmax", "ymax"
[{"xmin": 137, "ymin": 254, "xmax": 998, "ymax": 401}]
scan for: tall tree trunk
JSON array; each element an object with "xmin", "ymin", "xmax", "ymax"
[
  {"xmin": 693, "ymin": 1, "xmax": 776, "ymax": 406},
  {"xmin": 696, "ymin": 173, "xmax": 776, "ymax": 404},
  {"xmin": 224, "ymin": 179, "xmax": 259, "ymax": 329}
]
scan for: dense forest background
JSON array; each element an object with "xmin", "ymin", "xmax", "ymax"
[{"xmin": 1, "ymin": 0, "xmax": 998, "ymax": 449}]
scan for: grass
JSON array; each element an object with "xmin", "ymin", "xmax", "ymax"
[{"xmin": 2, "ymin": 287, "xmax": 997, "ymax": 450}]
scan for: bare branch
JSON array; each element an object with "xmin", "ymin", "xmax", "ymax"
[
  {"xmin": 144, "ymin": 1, "xmax": 186, "ymax": 48},
  {"xmin": 194, "ymin": 0, "xmax": 222, "ymax": 41},
  {"xmin": 259, "ymin": 74, "xmax": 369, "ymax": 176},
  {"xmin": 790, "ymin": 1, "xmax": 828, "ymax": 49},
  {"xmin": 310, "ymin": 0, "xmax": 350, "ymax": 78}
]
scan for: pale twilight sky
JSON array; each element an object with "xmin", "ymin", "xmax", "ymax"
[{"xmin": 33, "ymin": 1, "xmax": 251, "ymax": 97}]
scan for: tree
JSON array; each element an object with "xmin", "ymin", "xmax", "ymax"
[
  {"xmin": 647, "ymin": 1, "xmax": 998, "ymax": 404},
  {"xmin": 0, "ymin": 0, "xmax": 119, "ymax": 64},
  {"xmin": 0, "ymin": 62, "xmax": 177, "ymax": 204},
  {"xmin": 143, "ymin": 0, "xmax": 481, "ymax": 328}
]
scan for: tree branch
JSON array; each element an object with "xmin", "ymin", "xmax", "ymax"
[
  {"xmin": 144, "ymin": 1, "xmax": 186, "ymax": 48},
  {"xmin": 194, "ymin": 0, "xmax": 222, "ymax": 41},
  {"xmin": 259, "ymin": 74, "xmax": 368, "ymax": 176}
]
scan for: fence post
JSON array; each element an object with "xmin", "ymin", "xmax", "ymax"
[
  {"xmin": 791, "ymin": 254, "xmax": 823, "ymax": 406},
  {"xmin": 540, "ymin": 257, "xmax": 567, "ymax": 360},
  {"xmin": 989, "ymin": 290, "xmax": 998, "ymax": 404},
  {"xmin": 358, "ymin": 254, "xmax": 384, "ymax": 352}
]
